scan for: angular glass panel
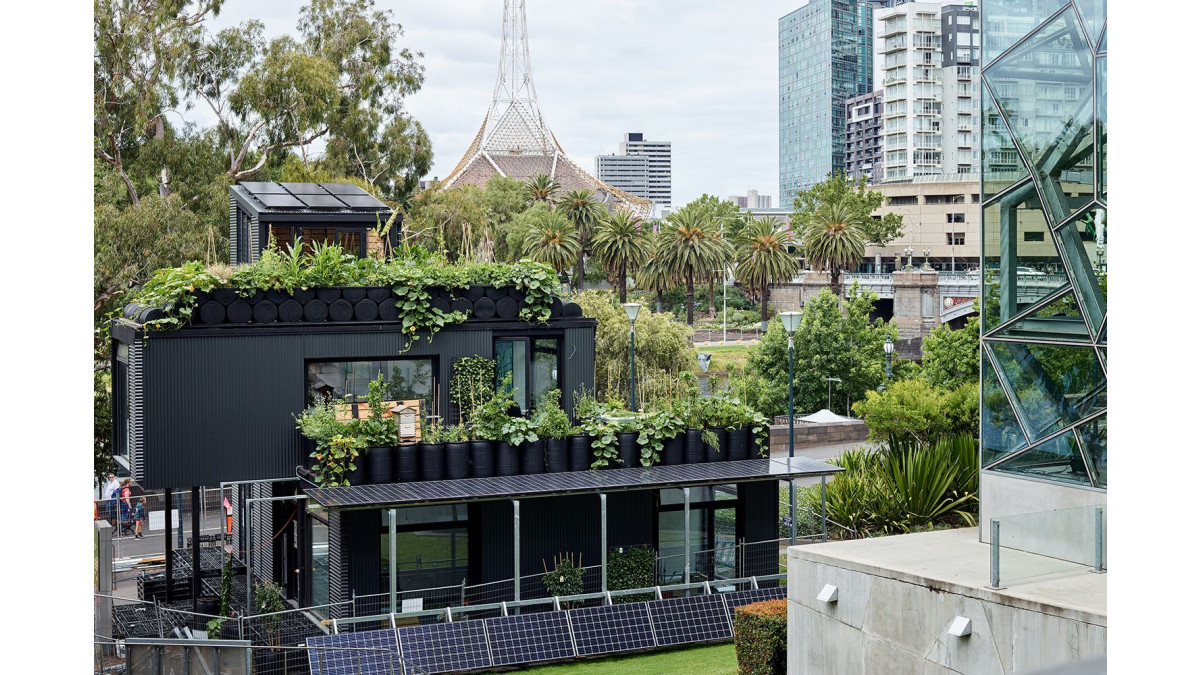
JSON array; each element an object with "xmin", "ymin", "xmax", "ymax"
[
  {"xmin": 1098, "ymin": 28, "xmax": 1106, "ymax": 54},
  {"xmin": 993, "ymin": 288, "xmax": 1092, "ymax": 344},
  {"xmin": 1075, "ymin": 415, "xmax": 1107, "ymax": 488},
  {"xmin": 983, "ymin": 88, "xmax": 1029, "ymax": 198},
  {"xmin": 982, "ymin": 353, "xmax": 1028, "ymax": 466},
  {"xmin": 982, "ymin": 184, "xmax": 1071, "ymax": 332},
  {"xmin": 1053, "ymin": 206, "xmax": 1106, "ymax": 337},
  {"xmin": 989, "ymin": 430, "xmax": 1092, "ymax": 486},
  {"xmin": 989, "ymin": 341, "xmax": 1106, "ymax": 444},
  {"xmin": 982, "ymin": 0, "xmax": 1072, "ymax": 63},
  {"xmin": 1072, "ymin": 0, "xmax": 1106, "ymax": 49},
  {"xmin": 1098, "ymin": 323, "xmax": 1106, "ymax": 345},
  {"xmin": 986, "ymin": 11, "xmax": 1093, "ymax": 186},
  {"xmin": 1096, "ymin": 56, "xmax": 1106, "ymax": 204}
]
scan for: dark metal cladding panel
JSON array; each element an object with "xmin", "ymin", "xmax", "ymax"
[
  {"xmin": 562, "ymin": 326, "xmax": 596, "ymax": 421},
  {"xmin": 228, "ymin": 197, "xmax": 238, "ymax": 266},
  {"xmin": 328, "ymin": 510, "xmax": 347, "ymax": 620},
  {"xmin": 129, "ymin": 340, "xmax": 145, "ymax": 484},
  {"xmin": 250, "ymin": 213, "xmax": 260, "ymax": 263}
]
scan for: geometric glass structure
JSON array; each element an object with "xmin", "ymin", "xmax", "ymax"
[
  {"xmin": 442, "ymin": 1, "xmax": 652, "ymax": 217},
  {"xmin": 980, "ymin": 0, "xmax": 1106, "ymax": 489}
]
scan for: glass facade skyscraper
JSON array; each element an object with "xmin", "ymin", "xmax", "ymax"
[
  {"xmin": 779, "ymin": 0, "xmax": 876, "ymax": 209},
  {"xmin": 980, "ymin": 0, "xmax": 1106, "ymax": 490}
]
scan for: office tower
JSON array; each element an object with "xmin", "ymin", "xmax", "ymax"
[
  {"xmin": 602, "ymin": 133, "xmax": 672, "ymax": 210},
  {"xmin": 844, "ymin": 91, "xmax": 884, "ymax": 183}
]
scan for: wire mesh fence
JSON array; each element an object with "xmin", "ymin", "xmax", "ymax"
[{"xmin": 95, "ymin": 486, "xmax": 231, "ymax": 561}]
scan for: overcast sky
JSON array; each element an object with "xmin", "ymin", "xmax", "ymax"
[{"xmin": 204, "ymin": 0, "xmax": 807, "ymax": 207}]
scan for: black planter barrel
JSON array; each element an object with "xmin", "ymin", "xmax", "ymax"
[
  {"xmin": 136, "ymin": 306, "xmax": 165, "ymax": 323},
  {"xmin": 367, "ymin": 286, "xmax": 392, "ymax": 302},
  {"xmin": 494, "ymin": 441, "xmax": 519, "ymax": 476},
  {"xmin": 506, "ymin": 286, "xmax": 524, "ymax": 300},
  {"xmin": 278, "ymin": 300, "xmax": 303, "ymax": 323},
  {"xmin": 266, "ymin": 289, "xmax": 290, "ymax": 304},
  {"xmin": 293, "ymin": 288, "xmax": 316, "ymax": 304},
  {"xmin": 684, "ymin": 429, "xmax": 705, "ymax": 464},
  {"xmin": 445, "ymin": 442, "xmax": 470, "ymax": 479},
  {"xmin": 485, "ymin": 286, "xmax": 506, "ymax": 301},
  {"xmin": 662, "ymin": 434, "xmax": 685, "ymax": 466},
  {"xmin": 394, "ymin": 444, "xmax": 419, "ymax": 483},
  {"xmin": 344, "ymin": 454, "xmax": 368, "ymax": 486},
  {"xmin": 303, "ymin": 300, "xmax": 328, "ymax": 322},
  {"xmin": 473, "ymin": 297, "xmax": 496, "ymax": 319},
  {"xmin": 195, "ymin": 596, "xmax": 220, "ymax": 628},
  {"xmin": 470, "ymin": 440, "xmax": 495, "ymax": 478},
  {"xmin": 316, "ymin": 287, "xmax": 341, "ymax": 303},
  {"xmin": 430, "ymin": 297, "xmax": 452, "ymax": 315},
  {"xmin": 198, "ymin": 301, "xmax": 225, "ymax": 324},
  {"xmin": 354, "ymin": 299, "xmax": 379, "ymax": 321},
  {"xmin": 341, "ymin": 287, "xmax": 366, "ymax": 303},
  {"xmin": 549, "ymin": 297, "xmax": 564, "ymax": 317},
  {"xmin": 562, "ymin": 302, "xmax": 583, "ymax": 317},
  {"xmin": 379, "ymin": 299, "xmax": 400, "ymax": 321},
  {"xmin": 545, "ymin": 438, "xmax": 568, "ymax": 473},
  {"xmin": 193, "ymin": 290, "xmax": 211, "ymax": 306},
  {"xmin": 568, "ymin": 435, "xmax": 591, "ymax": 471},
  {"xmin": 226, "ymin": 301, "xmax": 252, "ymax": 324},
  {"xmin": 705, "ymin": 428, "xmax": 727, "ymax": 463},
  {"xmin": 616, "ymin": 432, "xmax": 639, "ymax": 468},
  {"xmin": 252, "ymin": 301, "xmax": 278, "ymax": 324},
  {"xmin": 726, "ymin": 426, "xmax": 750, "ymax": 461},
  {"xmin": 419, "ymin": 443, "xmax": 445, "ymax": 481},
  {"xmin": 521, "ymin": 440, "xmax": 545, "ymax": 475},
  {"xmin": 495, "ymin": 297, "xmax": 520, "ymax": 319},
  {"xmin": 213, "ymin": 288, "xmax": 239, "ymax": 306},
  {"xmin": 365, "ymin": 446, "xmax": 393, "ymax": 485},
  {"xmin": 328, "ymin": 299, "xmax": 354, "ymax": 322},
  {"xmin": 466, "ymin": 285, "xmax": 485, "ymax": 302}
]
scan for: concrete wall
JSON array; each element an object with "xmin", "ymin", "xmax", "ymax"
[
  {"xmin": 979, "ymin": 472, "xmax": 1107, "ymax": 548},
  {"xmin": 769, "ymin": 421, "xmax": 868, "ymax": 453},
  {"xmin": 787, "ymin": 549, "xmax": 1106, "ymax": 674}
]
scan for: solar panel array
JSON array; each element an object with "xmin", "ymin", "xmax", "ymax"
[
  {"xmin": 307, "ymin": 589, "xmax": 790, "ymax": 674},
  {"xmin": 238, "ymin": 181, "xmax": 389, "ymax": 212}
]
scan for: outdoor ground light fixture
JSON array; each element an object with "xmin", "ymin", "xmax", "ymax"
[
  {"xmin": 817, "ymin": 584, "xmax": 838, "ymax": 603},
  {"xmin": 780, "ymin": 310, "xmax": 802, "ymax": 544},
  {"xmin": 623, "ymin": 303, "xmax": 641, "ymax": 411},
  {"xmin": 948, "ymin": 616, "xmax": 972, "ymax": 637}
]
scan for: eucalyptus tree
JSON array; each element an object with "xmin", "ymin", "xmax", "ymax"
[
  {"xmin": 525, "ymin": 174, "xmax": 562, "ymax": 206},
  {"xmin": 559, "ymin": 189, "xmax": 607, "ymax": 290},
  {"xmin": 590, "ymin": 210, "xmax": 650, "ymax": 303},
  {"xmin": 733, "ymin": 216, "xmax": 804, "ymax": 330},
  {"xmin": 800, "ymin": 200, "xmax": 868, "ymax": 294},
  {"xmin": 522, "ymin": 211, "xmax": 580, "ymax": 276},
  {"xmin": 662, "ymin": 207, "xmax": 733, "ymax": 325}
]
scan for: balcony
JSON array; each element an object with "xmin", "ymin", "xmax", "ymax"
[{"xmin": 883, "ymin": 36, "xmax": 908, "ymax": 53}]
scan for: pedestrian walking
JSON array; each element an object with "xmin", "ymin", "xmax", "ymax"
[
  {"xmin": 133, "ymin": 498, "xmax": 147, "ymax": 539},
  {"xmin": 103, "ymin": 473, "xmax": 120, "ymax": 523},
  {"xmin": 119, "ymin": 478, "xmax": 134, "ymax": 535}
]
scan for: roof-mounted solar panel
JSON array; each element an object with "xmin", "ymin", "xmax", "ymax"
[
  {"xmin": 239, "ymin": 181, "xmax": 288, "ymax": 194},
  {"xmin": 280, "ymin": 182, "xmax": 327, "ymax": 194},
  {"xmin": 320, "ymin": 183, "xmax": 370, "ymax": 195},
  {"xmin": 296, "ymin": 194, "xmax": 350, "ymax": 209},
  {"xmin": 255, "ymin": 194, "xmax": 306, "ymax": 208},
  {"xmin": 337, "ymin": 194, "xmax": 390, "ymax": 209}
]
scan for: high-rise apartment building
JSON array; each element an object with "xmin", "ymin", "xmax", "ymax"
[
  {"xmin": 727, "ymin": 190, "xmax": 773, "ymax": 209},
  {"xmin": 875, "ymin": 1, "xmax": 981, "ymax": 182},
  {"xmin": 844, "ymin": 91, "xmax": 884, "ymax": 183},
  {"xmin": 596, "ymin": 133, "xmax": 672, "ymax": 210},
  {"xmin": 779, "ymin": 0, "xmax": 876, "ymax": 209}
]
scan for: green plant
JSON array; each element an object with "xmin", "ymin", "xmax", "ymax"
[
  {"xmin": 572, "ymin": 388, "xmax": 607, "ymax": 424},
  {"xmin": 302, "ymin": 240, "xmax": 355, "ymax": 287},
  {"xmin": 532, "ymin": 390, "xmax": 572, "ymax": 440},
  {"xmin": 452, "ymin": 357, "xmax": 497, "ymax": 426},
  {"xmin": 541, "ymin": 552, "xmax": 584, "ymax": 599},
  {"xmin": 347, "ymin": 375, "xmax": 397, "ymax": 446},
  {"xmin": 294, "ymin": 402, "xmax": 347, "ymax": 447},
  {"xmin": 472, "ymin": 374, "xmax": 521, "ymax": 442},
  {"xmin": 310, "ymin": 433, "xmax": 364, "ymax": 487},
  {"xmin": 584, "ymin": 415, "xmax": 622, "ymax": 469},
  {"xmin": 129, "ymin": 262, "xmax": 222, "ymax": 330},
  {"xmin": 733, "ymin": 599, "xmax": 787, "ymax": 675},
  {"xmin": 632, "ymin": 409, "xmax": 683, "ymax": 467},
  {"xmin": 254, "ymin": 580, "xmax": 286, "ymax": 646},
  {"xmin": 443, "ymin": 423, "xmax": 469, "ymax": 443},
  {"xmin": 607, "ymin": 546, "xmax": 656, "ymax": 603}
]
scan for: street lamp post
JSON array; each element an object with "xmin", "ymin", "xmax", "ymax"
[
  {"xmin": 904, "ymin": 246, "xmax": 914, "ymax": 270},
  {"xmin": 780, "ymin": 311, "xmax": 803, "ymax": 545},
  {"xmin": 825, "ymin": 377, "xmax": 842, "ymax": 412},
  {"xmin": 623, "ymin": 303, "xmax": 641, "ymax": 411},
  {"xmin": 883, "ymin": 336, "xmax": 894, "ymax": 382}
]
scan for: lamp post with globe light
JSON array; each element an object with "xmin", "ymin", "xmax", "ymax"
[
  {"xmin": 780, "ymin": 310, "xmax": 803, "ymax": 544},
  {"xmin": 623, "ymin": 303, "xmax": 641, "ymax": 411},
  {"xmin": 883, "ymin": 336, "xmax": 894, "ymax": 382}
]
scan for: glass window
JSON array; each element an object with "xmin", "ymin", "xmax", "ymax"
[
  {"xmin": 495, "ymin": 339, "xmax": 528, "ymax": 412},
  {"xmin": 532, "ymin": 339, "xmax": 560, "ymax": 406},
  {"xmin": 310, "ymin": 510, "xmax": 329, "ymax": 614},
  {"xmin": 379, "ymin": 505, "xmax": 468, "ymax": 595},
  {"xmin": 307, "ymin": 358, "xmax": 436, "ymax": 421},
  {"xmin": 657, "ymin": 485, "xmax": 738, "ymax": 583}
]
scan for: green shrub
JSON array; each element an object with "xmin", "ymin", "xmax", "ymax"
[
  {"xmin": 607, "ymin": 546, "xmax": 656, "ymax": 603},
  {"xmin": 733, "ymin": 599, "xmax": 787, "ymax": 675},
  {"xmin": 542, "ymin": 553, "xmax": 584, "ymax": 599}
]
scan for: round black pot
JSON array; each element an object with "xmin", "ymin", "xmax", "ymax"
[
  {"xmin": 252, "ymin": 300, "xmax": 278, "ymax": 324},
  {"xmin": 219, "ymin": 619, "xmax": 241, "ymax": 640},
  {"xmin": 328, "ymin": 299, "xmax": 354, "ymax": 322},
  {"xmin": 419, "ymin": 442, "xmax": 445, "ymax": 481},
  {"xmin": 303, "ymin": 300, "xmax": 328, "ymax": 322},
  {"xmin": 365, "ymin": 446, "xmax": 393, "ymax": 484},
  {"xmin": 549, "ymin": 297, "xmax": 564, "ymax": 317},
  {"xmin": 451, "ymin": 297, "xmax": 473, "ymax": 315},
  {"xmin": 705, "ymin": 428, "xmax": 727, "ymax": 463},
  {"xmin": 266, "ymin": 289, "xmax": 290, "ymax": 304},
  {"xmin": 394, "ymin": 444, "xmax": 419, "ymax": 483},
  {"xmin": 293, "ymin": 287, "xmax": 316, "ymax": 304},
  {"xmin": 316, "ymin": 287, "xmax": 341, "ymax": 303},
  {"xmin": 379, "ymin": 299, "xmax": 400, "ymax": 321},
  {"xmin": 226, "ymin": 301, "xmax": 252, "ymax": 324},
  {"xmin": 466, "ymin": 285, "xmax": 485, "ymax": 302},
  {"xmin": 344, "ymin": 454, "xmax": 368, "ymax": 486},
  {"xmin": 726, "ymin": 426, "xmax": 751, "ymax": 462},
  {"xmin": 354, "ymin": 299, "xmax": 379, "ymax": 321},
  {"xmin": 494, "ymin": 441, "xmax": 519, "ymax": 476},
  {"xmin": 684, "ymin": 429, "xmax": 705, "ymax": 464},
  {"xmin": 341, "ymin": 286, "xmax": 367, "ymax": 303},
  {"xmin": 568, "ymin": 435, "xmax": 591, "ymax": 471},
  {"xmin": 445, "ymin": 442, "xmax": 470, "ymax": 479},
  {"xmin": 521, "ymin": 440, "xmax": 545, "ymax": 475},
  {"xmin": 616, "ymin": 432, "xmax": 639, "ymax": 468},
  {"xmin": 473, "ymin": 297, "xmax": 496, "ymax": 319},
  {"xmin": 545, "ymin": 438, "xmax": 568, "ymax": 473},
  {"xmin": 366, "ymin": 286, "xmax": 392, "ymax": 302},
  {"xmin": 195, "ymin": 596, "xmax": 220, "ymax": 629},
  {"xmin": 562, "ymin": 302, "xmax": 583, "ymax": 317},
  {"xmin": 430, "ymin": 297, "xmax": 452, "ymax": 315},
  {"xmin": 662, "ymin": 434, "xmax": 685, "ymax": 466},
  {"xmin": 277, "ymin": 300, "xmax": 303, "ymax": 323},
  {"xmin": 485, "ymin": 286, "xmax": 507, "ymax": 301},
  {"xmin": 470, "ymin": 440, "xmax": 495, "ymax": 478}
]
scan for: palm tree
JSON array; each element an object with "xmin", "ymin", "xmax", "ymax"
[
  {"xmin": 733, "ymin": 216, "xmax": 803, "ymax": 331},
  {"xmin": 590, "ymin": 210, "xmax": 650, "ymax": 303},
  {"xmin": 522, "ymin": 211, "xmax": 579, "ymax": 275},
  {"xmin": 559, "ymin": 189, "xmax": 606, "ymax": 291},
  {"xmin": 635, "ymin": 229, "xmax": 677, "ymax": 312},
  {"xmin": 800, "ymin": 200, "xmax": 868, "ymax": 293},
  {"xmin": 661, "ymin": 207, "xmax": 733, "ymax": 325},
  {"xmin": 526, "ymin": 174, "xmax": 561, "ymax": 206}
]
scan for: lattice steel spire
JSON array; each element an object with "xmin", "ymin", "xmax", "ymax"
[{"xmin": 442, "ymin": 0, "xmax": 651, "ymax": 217}]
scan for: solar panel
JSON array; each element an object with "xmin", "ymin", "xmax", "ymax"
[
  {"xmin": 306, "ymin": 629, "xmax": 402, "ymax": 675},
  {"xmin": 485, "ymin": 612, "xmax": 575, "ymax": 667},
  {"xmin": 240, "ymin": 181, "xmax": 288, "ymax": 194},
  {"xmin": 647, "ymin": 594, "xmax": 733, "ymax": 647},
  {"xmin": 295, "ymin": 194, "xmax": 350, "ymax": 209},
  {"xmin": 396, "ymin": 621, "xmax": 491, "ymax": 674},
  {"xmin": 720, "ymin": 586, "xmax": 787, "ymax": 613},
  {"xmin": 280, "ymin": 182, "xmax": 328, "ymax": 194},
  {"xmin": 337, "ymin": 194, "xmax": 390, "ymax": 209},
  {"xmin": 567, "ymin": 602, "xmax": 656, "ymax": 657},
  {"xmin": 320, "ymin": 183, "xmax": 370, "ymax": 195},
  {"xmin": 255, "ymin": 194, "xmax": 306, "ymax": 208}
]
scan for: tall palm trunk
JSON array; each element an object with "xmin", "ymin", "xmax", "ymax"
[
  {"xmin": 656, "ymin": 288, "xmax": 664, "ymax": 313},
  {"xmin": 686, "ymin": 274, "xmax": 695, "ymax": 326},
  {"xmin": 760, "ymin": 280, "xmax": 770, "ymax": 331},
  {"xmin": 576, "ymin": 246, "xmax": 585, "ymax": 292},
  {"xmin": 619, "ymin": 260, "xmax": 628, "ymax": 303}
]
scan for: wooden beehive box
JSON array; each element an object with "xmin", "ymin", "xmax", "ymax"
[{"xmin": 334, "ymin": 400, "xmax": 423, "ymax": 442}]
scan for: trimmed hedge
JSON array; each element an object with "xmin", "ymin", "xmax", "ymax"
[
  {"xmin": 607, "ymin": 546, "xmax": 656, "ymax": 604},
  {"xmin": 733, "ymin": 599, "xmax": 787, "ymax": 675}
]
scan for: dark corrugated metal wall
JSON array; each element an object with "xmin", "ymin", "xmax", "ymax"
[
  {"xmin": 228, "ymin": 198, "xmax": 238, "ymax": 266},
  {"xmin": 129, "ymin": 340, "xmax": 145, "ymax": 484},
  {"xmin": 562, "ymin": 327, "xmax": 596, "ymax": 421}
]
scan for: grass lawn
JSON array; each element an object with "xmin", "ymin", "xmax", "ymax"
[
  {"xmin": 515, "ymin": 643, "xmax": 737, "ymax": 674},
  {"xmin": 696, "ymin": 344, "xmax": 753, "ymax": 375}
]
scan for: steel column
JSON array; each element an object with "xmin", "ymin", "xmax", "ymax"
[
  {"xmin": 513, "ymin": 500, "xmax": 521, "ymax": 603},
  {"xmin": 600, "ymin": 493, "xmax": 608, "ymax": 593},
  {"xmin": 389, "ymin": 508, "xmax": 398, "ymax": 613},
  {"xmin": 165, "ymin": 488, "xmax": 174, "ymax": 603},
  {"xmin": 683, "ymin": 488, "xmax": 691, "ymax": 586},
  {"xmin": 191, "ymin": 486, "xmax": 201, "ymax": 615}
]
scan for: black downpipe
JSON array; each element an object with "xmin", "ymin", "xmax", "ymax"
[{"xmin": 164, "ymin": 489, "xmax": 173, "ymax": 602}]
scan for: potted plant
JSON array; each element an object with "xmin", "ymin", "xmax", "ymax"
[
  {"xmin": 444, "ymin": 423, "xmax": 470, "ymax": 479},
  {"xmin": 533, "ymin": 390, "xmax": 572, "ymax": 473},
  {"xmin": 394, "ymin": 439, "xmax": 420, "ymax": 483},
  {"xmin": 569, "ymin": 389, "xmax": 602, "ymax": 471},
  {"xmin": 418, "ymin": 422, "xmax": 446, "ymax": 481},
  {"xmin": 508, "ymin": 415, "xmax": 542, "ymax": 475},
  {"xmin": 701, "ymin": 396, "xmax": 740, "ymax": 463},
  {"xmin": 669, "ymin": 393, "xmax": 706, "ymax": 465},
  {"xmin": 352, "ymin": 376, "xmax": 396, "ymax": 485},
  {"xmin": 473, "ymin": 376, "xmax": 521, "ymax": 476},
  {"xmin": 635, "ymin": 409, "xmax": 683, "ymax": 468}
]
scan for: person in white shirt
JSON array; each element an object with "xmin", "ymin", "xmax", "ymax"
[{"xmin": 103, "ymin": 473, "xmax": 121, "ymax": 523}]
